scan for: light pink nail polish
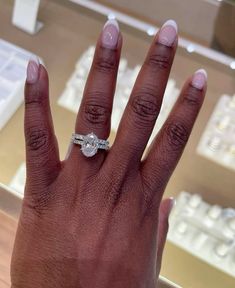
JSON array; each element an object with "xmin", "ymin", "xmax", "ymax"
[
  {"xmin": 158, "ymin": 19, "xmax": 178, "ymax": 47},
  {"xmin": 26, "ymin": 56, "xmax": 39, "ymax": 84},
  {"xmin": 191, "ymin": 69, "xmax": 207, "ymax": 90},
  {"xmin": 101, "ymin": 19, "xmax": 119, "ymax": 49}
]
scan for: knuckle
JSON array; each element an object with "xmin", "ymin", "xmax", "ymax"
[
  {"xmin": 147, "ymin": 52, "xmax": 171, "ymax": 70},
  {"xmin": 182, "ymin": 87, "xmax": 202, "ymax": 108},
  {"xmin": 142, "ymin": 173, "xmax": 165, "ymax": 203},
  {"xmin": 97, "ymin": 171, "xmax": 124, "ymax": 207},
  {"xmin": 131, "ymin": 87, "xmax": 159, "ymax": 126},
  {"xmin": 25, "ymin": 85, "xmax": 43, "ymax": 106},
  {"xmin": 23, "ymin": 191, "xmax": 52, "ymax": 218},
  {"xmin": 94, "ymin": 50, "xmax": 117, "ymax": 74},
  {"xmin": 83, "ymin": 98, "xmax": 111, "ymax": 126},
  {"xmin": 26, "ymin": 126, "xmax": 50, "ymax": 153},
  {"xmin": 165, "ymin": 121, "xmax": 189, "ymax": 150}
]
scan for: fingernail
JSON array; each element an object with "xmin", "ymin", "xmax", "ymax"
[
  {"xmin": 191, "ymin": 69, "xmax": 207, "ymax": 90},
  {"xmin": 27, "ymin": 56, "xmax": 39, "ymax": 84},
  {"xmin": 169, "ymin": 197, "xmax": 176, "ymax": 212},
  {"xmin": 158, "ymin": 19, "xmax": 178, "ymax": 47},
  {"xmin": 101, "ymin": 19, "xmax": 119, "ymax": 49}
]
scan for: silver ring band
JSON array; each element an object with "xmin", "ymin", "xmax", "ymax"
[{"xmin": 72, "ymin": 132, "xmax": 109, "ymax": 157}]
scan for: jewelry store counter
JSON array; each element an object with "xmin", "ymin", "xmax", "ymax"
[{"xmin": 0, "ymin": 0, "xmax": 235, "ymax": 287}]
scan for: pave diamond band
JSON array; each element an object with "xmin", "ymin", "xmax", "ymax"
[{"xmin": 72, "ymin": 132, "xmax": 109, "ymax": 157}]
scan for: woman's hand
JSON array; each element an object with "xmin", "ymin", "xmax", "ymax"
[{"xmin": 11, "ymin": 19, "xmax": 206, "ymax": 288}]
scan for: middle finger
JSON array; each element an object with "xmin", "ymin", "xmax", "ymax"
[{"xmin": 110, "ymin": 20, "xmax": 178, "ymax": 166}]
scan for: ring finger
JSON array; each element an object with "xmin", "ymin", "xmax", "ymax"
[
  {"xmin": 110, "ymin": 20, "xmax": 178, "ymax": 168},
  {"xmin": 68, "ymin": 19, "xmax": 122, "ymax": 163}
]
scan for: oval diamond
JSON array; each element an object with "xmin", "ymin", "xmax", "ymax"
[{"xmin": 81, "ymin": 133, "xmax": 98, "ymax": 157}]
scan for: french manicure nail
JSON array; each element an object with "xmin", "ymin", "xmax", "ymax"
[
  {"xmin": 158, "ymin": 19, "xmax": 178, "ymax": 47},
  {"xmin": 27, "ymin": 56, "xmax": 39, "ymax": 84},
  {"xmin": 101, "ymin": 19, "xmax": 119, "ymax": 49},
  {"xmin": 191, "ymin": 69, "xmax": 207, "ymax": 90}
]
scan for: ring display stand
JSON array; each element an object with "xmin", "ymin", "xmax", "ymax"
[{"xmin": 12, "ymin": 0, "xmax": 43, "ymax": 35}]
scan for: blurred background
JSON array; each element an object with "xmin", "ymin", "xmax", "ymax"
[{"xmin": 0, "ymin": 0, "xmax": 235, "ymax": 287}]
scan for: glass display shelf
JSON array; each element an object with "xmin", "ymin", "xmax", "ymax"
[
  {"xmin": 0, "ymin": 0, "xmax": 235, "ymax": 287},
  {"xmin": 94, "ymin": 0, "xmax": 235, "ymax": 58}
]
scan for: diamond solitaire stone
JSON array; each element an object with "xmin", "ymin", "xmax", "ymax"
[
  {"xmin": 72, "ymin": 132, "xmax": 109, "ymax": 157},
  {"xmin": 81, "ymin": 133, "xmax": 98, "ymax": 157}
]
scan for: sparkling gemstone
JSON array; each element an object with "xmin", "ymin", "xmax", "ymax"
[{"xmin": 81, "ymin": 133, "xmax": 98, "ymax": 157}]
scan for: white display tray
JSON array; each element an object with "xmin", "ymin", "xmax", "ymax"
[
  {"xmin": 0, "ymin": 39, "xmax": 40, "ymax": 130},
  {"xmin": 197, "ymin": 94, "xmax": 235, "ymax": 171},
  {"xmin": 168, "ymin": 191, "xmax": 235, "ymax": 278}
]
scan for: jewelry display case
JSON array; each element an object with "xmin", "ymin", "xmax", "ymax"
[{"xmin": 0, "ymin": 0, "xmax": 235, "ymax": 287}]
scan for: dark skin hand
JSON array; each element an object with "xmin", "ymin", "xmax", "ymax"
[{"xmin": 11, "ymin": 19, "xmax": 206, "ymax": 288}]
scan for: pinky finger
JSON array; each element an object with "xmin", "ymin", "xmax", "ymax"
[{"xmin": 141, "ymin": 69, "xmax": 207, "ymax": 203}]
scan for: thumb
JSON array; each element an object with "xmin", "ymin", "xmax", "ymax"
[{"xmin": 156, "ymin": 197, "xmax": 175, "ymax": 275}]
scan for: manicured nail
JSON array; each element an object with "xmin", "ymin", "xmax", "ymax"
[
  {"xmin": 191, "ymin": 69, "xmax": 207, "ymax": 90},
  {"xmin": 27, "ymin": 56, "xmax": 39, "ymax": 84},
  {"xmin": 101, "ymin": 19, "xmax": 119, "ymax": 49},
  {"xmin": 158, "ymin": 19, "xmax": 178, "ymax": 47}
]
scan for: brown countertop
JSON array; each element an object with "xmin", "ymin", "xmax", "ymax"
[{"xmin": 0, "ymin": 210, "xmax": 17, "ymax": 288}]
